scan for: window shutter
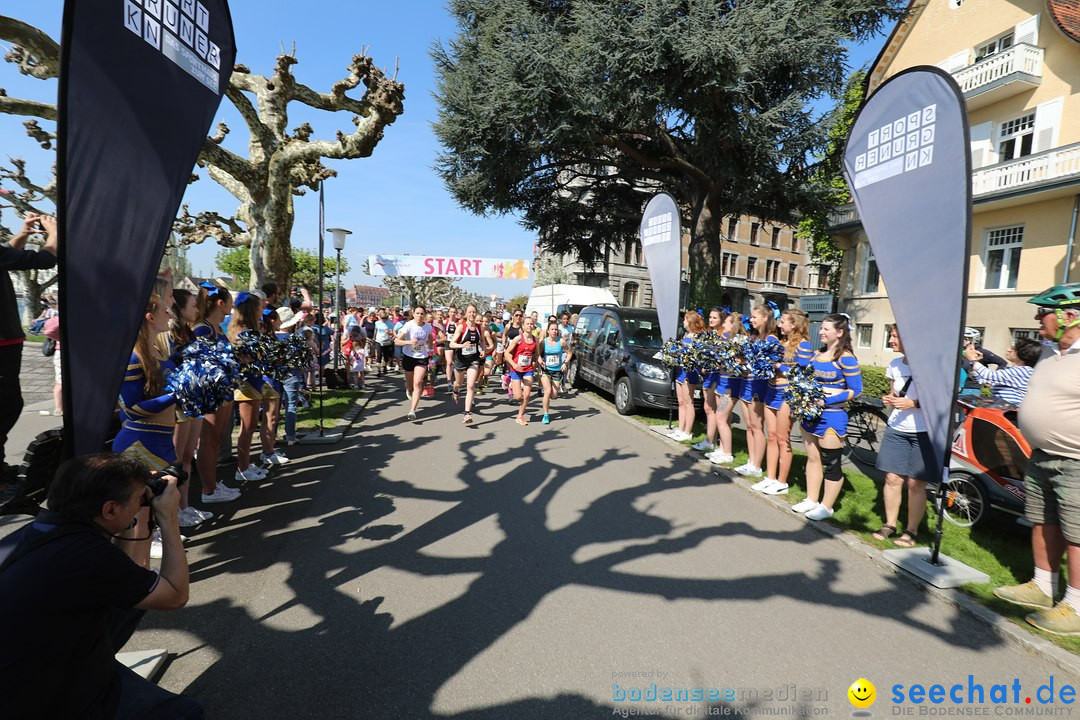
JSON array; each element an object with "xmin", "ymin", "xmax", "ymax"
[
  {"xmin": 1033, "ymin": 97, "xmax": 1063, "ymax": 153},
  {"xmin": 1014, "ymin": 15, "xmax": 1039, "ymax": 46},
  {"xmin": 936, "ymin": 49, "xmax": 971, "ymax": 72},
  {"xmin": 970, "ymin": 121, "xmax": 992, "ymax": 168}
]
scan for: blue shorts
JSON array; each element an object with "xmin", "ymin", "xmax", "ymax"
[
  {"xmin": 764, "ymin": 383, "xmax": 786, "ymax": 411},
  {"xmin": 676, "ymin": 368, "xmax": 701, "ymax": 385},
  {"xmin": 728, "ymin": 377, "xmax": 744, "ymax": 401},
  {"xmin": 801, "ymin": 407, "xmax": 849, "ymax": 439},
  {"xmin": 509, "ymin": 370, "xmax": 534, "ymax": 381},
  {"xmin": 712, "ymin": 375, "xmax": 732, "ymax": 396},
  {"xmin": 702, "ymin": 372, "xmax": 720, "ymax": 390}
]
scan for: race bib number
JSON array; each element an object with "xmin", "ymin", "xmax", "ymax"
[
  {"xmin": 545, "ymin": 354, "xmax": 561, "ymax": 369},
  {"xmin": 519, "ymin": 356, "xmax": 532, "ymax": 368},
  {"xmin": 413, "ymin": 340, "xmax": 425, "ymax": 352},
  {"xmin": 496, "ymin": 342, "xmax": 504, "ymax": 354},
  {"xmin": 462, "ymin": 343, "xmax": 478, "ymax": 355}
]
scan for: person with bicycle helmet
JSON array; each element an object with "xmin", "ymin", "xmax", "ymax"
[
  {"xmin": 995, "ymin": 282, "xmax": 1080, "ymax": 635},
  {"xmin": 959, "ymin": 327, "xmax": 1005, "ymax": 396}
]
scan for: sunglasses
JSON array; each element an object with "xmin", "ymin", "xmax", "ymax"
[{"xmin": 1036, "ymin": 307, "xmax": 1056, "ymax": 319}]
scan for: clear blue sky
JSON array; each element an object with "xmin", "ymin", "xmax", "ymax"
[{"xmin": 1, "ymin": 2, "xmax": 887, "ymax": 300}]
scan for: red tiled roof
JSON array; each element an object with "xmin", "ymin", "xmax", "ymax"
[{"xmin": 1048, "ymin": 0, "xmax": 1080, "ymax": 42}]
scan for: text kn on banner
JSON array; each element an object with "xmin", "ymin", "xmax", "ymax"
[{"xmin": 368, "ymin": 255, "xmax": 531, "ymax": 280}]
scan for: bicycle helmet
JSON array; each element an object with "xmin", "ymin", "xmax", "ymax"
[{"xmin": 1029, "ymin": 282, "xmax": 1080, "ymax": 340}]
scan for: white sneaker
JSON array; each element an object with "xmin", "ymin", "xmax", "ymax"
[
  {"xmin": 805, "ymin": 505, "xmax": 835, "ymax": 521},
  {"xmin": 194, "ymin": 508, "xmax": 214, "ymax": 521},
  {"xmin": 671, "ymin": 431, "xmax": 692, "ymax": 442},
  {"xmin": 202, "ymin": 484, "xmax": 240, "ymax": 503},
  {"xmin": 235, "ymin": 466, "xmax": 263, "ymax": 484},
  {"xmin": 286, "ymin": 437, "xmax": 298, "ymax": 447},
  {"xmin": 178, "ymin": 507, "xmax": 203, "ymax": 528},
  {"xmin": 791, "ymin": 499, "xmax": 819, "ymax": 514},
  {"xmin": 763, "ymin": 482, "xmax": 790, "ymax": 496},
  {"xmin": 738, "ymin": 465, "xmax": 763, "ymax": 478},
  {"xmin": 707, "ymin": 451, "xmax": 734, "ymax": 465},
  {"xmin": 262, "ymin": 452, "xmax": 290, "ymax": 465},
  {"xmin": 250, "ymin": 464, "xmax": 270, "ymax": 478},
  {"xmin": 750, "ymin": 478, "xmax": 778, "ymax": 492},
  {"xmin": 733, "ymin": 463, "xmax": 753, "ymax": 474},
  {"xmin": 150, "ymin": 529, "xmax": 163, "ymax": 560},
  {"xmin": 691, "ymin": 440, "xmax": 715, "ymax": 452}
]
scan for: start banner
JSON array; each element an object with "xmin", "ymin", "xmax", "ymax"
[{"xmin": 368, "ymin": 255, "xmax": 531, "ymax": 280}]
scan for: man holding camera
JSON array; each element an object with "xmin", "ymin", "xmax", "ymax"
[
  {"xmin": 1, "ymin": 213, "xmax": 59, "ymax": 490},
  {"xmin": 0, "ymin": 453, "xmax": 200, "ymax": 719}
]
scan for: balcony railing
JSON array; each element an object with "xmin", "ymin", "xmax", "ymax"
[
  {"xmin": 827, "ymin": 141, "xmax": 1080, "ymax": 228},
  {"xmin": 953, "ymin": 43, "xmax": 1043, "ymax": 98},
  {"xmin": 972, "ymin": 141, "xmax": 1080, "ymax": 196}
]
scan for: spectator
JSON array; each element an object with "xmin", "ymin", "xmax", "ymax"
[
  {"xmin": 959, "ymin": 327, "xmax": 1005, "ymax": 396},
  {"xmin": 963, "ymin": 336, "xmax": 1042, "ymax": 405},
  {"xmin": 275, "ymin": 306, "xmax": 306, "ymax": 444},
  {"xmin": 261, "ymin": 282, "xmax": 280, "ymax": 309},
  {"xmin": 995, "ymin": 283, "xmax": 1080, "ymax": 635},
  {"xmin": 28, "ymin": 296, "xmax": 58, "ymax": 333},
  {"xmin": 1, "ymin": 213, "xmax": 58, "ymax": 489},
  {"xmin": 0, "ymin": 453, "xmax": 199, "ymax": 718},
  {"xmin": 44, "ymin": 311, "xmax": 62, "ymax": 416},
  {"xmin": 347, "ymin": 326, "xmax": 366, "ymax": 389}
]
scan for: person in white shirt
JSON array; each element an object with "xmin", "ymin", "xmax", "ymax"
[
  {"xmin": 872, "ymin": 325, "xmax": 937, "ymax": 548},
  {"xmin": 394, "ymin": 305, "xmax": 434, "ymax": 421}
]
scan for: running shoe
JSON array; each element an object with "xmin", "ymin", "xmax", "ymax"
[
  {"xmin": 407, "ymin": 410, "xmax": 417, "ymax": 422},
  {"xmin": 453, "ymin": 385, "xmax": 459, "ymax": 404},
  {"xmin": 691, "ymin": 440, "xmax": 715, "ymax": 452},
  {"xmin": 201, "ymin": 484, "xmax": 240, "ymax": 504},
  {"xmin": 791, "ymin": 499, "xmax": 818, "ymax": 514},
  {"xmin": 707, "ymin": 451, "xmax": 734, "ymax": 465},
  {"xmin": 463, "ymin": 412, "xmax": 472, "ymax": 424},
  {"xmin": 263, "ymin": 451, "xmax": 290, "ymax": 465},
  {"xmin": 406, "ymin": 389, "xmax": 412, "ymax": 401},
  {"xmin": 235, "ymin": 466, "xmax": 263, "ymax": 484},
  {"xmin": 750, "ymin": 477, "xmax": 778, "ymax": 492},
  {"xmin": 542, "ymin": 414, "xmax": 550, "ymax": 424}
]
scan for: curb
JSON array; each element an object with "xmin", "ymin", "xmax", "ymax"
[
  {"xmin": 577, "ymin": 390, "xmax": 1080, "ymax": 679},
  {"xmin": 296, "ymin": 388, "xmax": 377, "ymax": 445}
]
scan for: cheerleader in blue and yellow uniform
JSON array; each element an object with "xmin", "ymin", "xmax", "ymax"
[
  {"xmin": 192, "ymin": 282, "xmax": 239, "ymax": 504},
  {"xmin": 671, "ymin": 311, "xmax": 705, "ymax": 442},
  {"xmin": 257, "ymin": 307, "xmax": 289, "ymax": 467},
  {"xmin": 229, "ymin": 291, "xmax": 269, "ymax": 484},
  {"xmin": 755, "ymin": 308, "xmax": 814, "ymax": 496},
  {"xmin": 695, "ymin": 307, "xmax": 726, "ymax": 455},
  {"xmin": 709, "ymin": 312, "xmax": 749, "ymax": 466},
  {"xmin": 793, "ymin": 313, "xmax": 863, "ymax": 521},
  {"xmin": 735, "ymin": 304, "xmax": 782, "ymax": 479},
  {"xmin": 114, "ymin": 290, "xmax": 178, "ymax": 472}
]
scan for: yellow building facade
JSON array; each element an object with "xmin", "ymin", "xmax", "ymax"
[{"xmin": 829, "ymin": 0, "xmax": 1080, "ymax": 366}]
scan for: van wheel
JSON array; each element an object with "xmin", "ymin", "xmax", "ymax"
[
  {"xmin": 568, "ymin": 359, "xmax": 584, "ymax": 389},
  {"xmin": 614, "ymin": 377, "xmax": 636, "ymax": 415}
]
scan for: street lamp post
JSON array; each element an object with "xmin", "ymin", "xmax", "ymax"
[{"xmin": 327, "ymin": 227, "xmax": 352, "ymax": 374}]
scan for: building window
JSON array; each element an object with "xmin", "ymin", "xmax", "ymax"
[
  {"xmin": 765, "ymin": 259, "xmax": 781, "ymax": 283},
  {"xmin": 883, "ymin": 324, "xmax": 895, "ymax": 350},
  {"xmin": 746, "ymin": 257, "xmax": 757, "ymax": 281},
  {"xmin": 722, "ymin": 252, "xmax": 738, "ymax": 276},
  {"xmin": 727, "ymin": 217, "xmax": 738, "ymax": 241},
  {"xmin": 976, "ymin": 32, "xmax": 1014, "ymax": 62},
  {"xmin": 856, "ymin": 324, "xmax": 873, "ymax": 349},
  {"xmin": 750, "ymin": 222, "xmax": 760, "ymax": 246},
  {"xmin": 771, "ymin": 227, "xmax": 781, "ymax": 249},
  {"xmin": 998, "ymin": 113, "xmax": 1034, "ymax": 162},
  {"xmin": 635, "ymin": 242, "xmax": 642, "ymax": 265},
  {"xmin": 984, "ymin": 226, "xmax": 1023, "ymax": 290},
  {"xmin": 817, "ymin": 264, "xmax": 830, "ymax": 290},
  {"xmin": 1011, "ymin": 328, "xmax": 1037, "ymax": 341},
  {"xmin": 788, "ymin": 263, "xmax": 798, "ymax": 287},
  {"xmin": 622, "ymin": 282, "xmax": 639, "ymax": 307},
  {"xmin": 791, "ymin": 232, "xmax": 799, "ymax": 254},
  {"xmin": 862, "ymin": 247, "xmax": 880, "ymax": 294}
]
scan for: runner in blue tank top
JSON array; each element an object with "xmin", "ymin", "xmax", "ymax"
[{"xmin": 539, "ymin": 320, "xmax": 569, "ymax": 425}]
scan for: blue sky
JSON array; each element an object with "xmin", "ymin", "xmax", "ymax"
[{"xmin": 2, "ymin": 2, "xmax": 887, "ymax": 300}]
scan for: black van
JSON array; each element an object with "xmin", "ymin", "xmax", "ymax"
[{"xmin": 567, "ymin": 306, "xmax": 673, "ymax": 415}]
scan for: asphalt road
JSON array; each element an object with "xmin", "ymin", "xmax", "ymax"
[{"xmin": 121, "ymin": 373, "xmax": 1072, "ymax": 718}]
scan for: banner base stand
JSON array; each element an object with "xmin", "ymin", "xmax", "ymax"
[
  {"xmin": 651, "ymin": 426, "xmax": 676, "ymax": 438},
  {"xmin": 882, "ymin": 547, "xmax": 989, "ymax": 588},
  {"xmin": 117, "ymin": 649, "xmax": 168, "ymax": 680},
  {"xmin": 298, "ymin": 432, "xmax": 343, "ymax": 445}
]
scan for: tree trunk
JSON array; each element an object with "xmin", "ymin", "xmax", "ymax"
[
  {"xmin": 16, "ymin": 269, "xmax": 56, "ymax": 326},
  {"xmin": 687, "ymin": 195, "xmax": 723, "ymax": 310},
  {"xmin": 248, "ymin": 190, "xmax": 296, "ymax": 290}
]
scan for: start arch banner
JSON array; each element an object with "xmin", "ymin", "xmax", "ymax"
[{"xmin": 368, "ymin": 255, "xmax": 531, "ymax": 280}]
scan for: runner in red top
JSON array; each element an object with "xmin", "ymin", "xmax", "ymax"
[{"xmin": 504, "ymin": 316, "xmax": 539, "ymax": 426}]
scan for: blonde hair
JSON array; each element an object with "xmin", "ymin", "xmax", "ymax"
[
  {"xmin": 781, "ymin": 308, "xmax": 810, "ymax": 359},
  {"xmin": 133, "ymin": 294, "xmax": 165, "ymax": 398}
]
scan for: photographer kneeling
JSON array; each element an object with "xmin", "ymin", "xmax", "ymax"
[{"xmin": 0, "ymin": 453, "xmax": 201, "ymax": 719}]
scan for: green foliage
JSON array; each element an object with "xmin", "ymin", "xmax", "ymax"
[
  {"xmin": 506, "ymin": 294, "xmax": 529, "ymax": 311},
  {"xmin": 859, "ymin": 364, "xmax": 889, "ymax": 400},
  {"xmin": 215, "ymin": 247, "xmax": 348, "ymax": 290},
  {"xmin": 433, "ymin": 0, "xmax": 903, "ymax": 281}
]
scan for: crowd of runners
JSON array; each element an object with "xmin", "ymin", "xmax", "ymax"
[{"xmin": 368, "ymin": 304, "xmax": 576, "ymax": 426}]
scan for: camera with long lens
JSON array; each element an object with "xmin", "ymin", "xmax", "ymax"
[{"xmin": 145, "ymin": 464, "xmax": 187, "ymax": 497}]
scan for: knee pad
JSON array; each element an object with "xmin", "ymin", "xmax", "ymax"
[{"xmin": 821, "ymin": 447, "xmax": 844, "ymax": 482}]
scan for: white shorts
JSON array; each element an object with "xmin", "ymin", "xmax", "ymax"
[{"xmin": 53, "ymin": 350, "xmax": 62, "ymax": 384}]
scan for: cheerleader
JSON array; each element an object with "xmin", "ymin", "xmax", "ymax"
[
  {"xmin": 192, "ymin": 283, "xmax": 240, "ymax": 503},
  {"xmin": 792, "ymin": 313, "xmax": 863, "ymax": 521},
  {"xmin": 754, "ymin": 308, "xmax": 813, "ymax": 496},
  {"xmin": 229, "ymin": 292, "xmax": 269, "ymax": 483},
  {"xmin": 259, "ymin": 308, "xmax": 289, "ymax": 467},
  {"xmin": 670, "ymin": 311, "xmax": 704, "ymax": 442},
  {"xmin": 734, "ymin": 304, "xmax": 781, "ymax": 478},
  {"xmin": 161, "ymin": 288, "xmax": 212, "ymax": 527},
  {"xmin": 706, "ymin": 311, "xmax": 745, "ymax": 466},
  {"xmin": 693, "ymin": 307, "xmax": 726, "ymax": 453}
]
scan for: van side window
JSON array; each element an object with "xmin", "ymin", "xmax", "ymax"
[
  {"xmin": 577, "ymin": 313, "xmax": 604, "ymax": 349},
  {"xmin": 604, "ymin": 321, "xmax": 620, "ymax": 346}
]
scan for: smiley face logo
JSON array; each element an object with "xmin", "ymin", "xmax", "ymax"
[{"xmin": 848, "ymin": 678, "xmax": 876, "ymax": 709}]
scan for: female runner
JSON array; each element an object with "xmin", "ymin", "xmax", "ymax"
[
  {"xmin": 539, "ymin": 320, "xmax": 569, "ymax": 424},
  {"xmin": 504, "ymin": 315, "xmax": 538, "ymax": 425},
  {"xmin": 395, "ymin": 305, "xmax": 434, "ymax": 421},
  {"xmin": 449, "ymin": 304, "xmax": 492, "ymax": 423}
]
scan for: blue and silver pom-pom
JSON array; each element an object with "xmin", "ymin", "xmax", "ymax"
[
  {"xmin": 745, "ymin": 340, "xmax": 786, "ymax": 380},
  {"xmin": 166, "ymin": 338, "xmax": 244, "ymax": 417},
  {"xmin": 689, "ymin": 331, "xmax": 725, "ymax": 374},
  {"xmin": 784, "ymin": 363, "xmax": 826, "ymax": 422},
  {"xmin": 283, "ymin": 334, "xmax": 315, "ymax": 370},
  {"xmin": 658, "ymin": 338, "xmax": 686, "ymax": 368}
]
